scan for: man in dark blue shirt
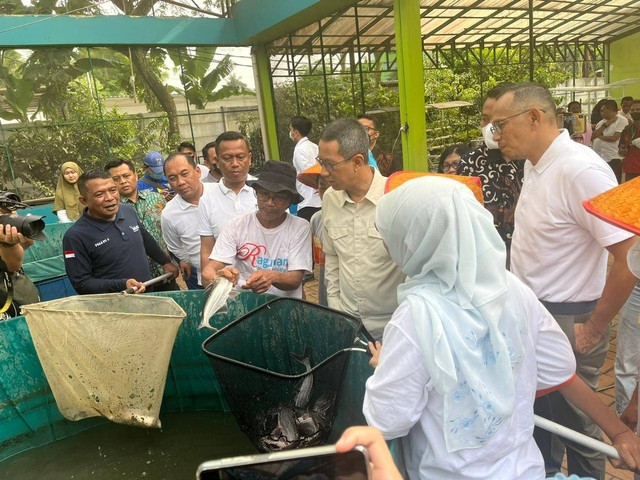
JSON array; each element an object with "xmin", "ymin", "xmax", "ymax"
[{"xmin": 63, "ymin": 170, "xmax": 179, "ymax": 294}]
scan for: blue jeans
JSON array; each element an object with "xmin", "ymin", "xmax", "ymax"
[{"xmin": 185, "ymin": 266, "xmax": 203, "ymax": 290}]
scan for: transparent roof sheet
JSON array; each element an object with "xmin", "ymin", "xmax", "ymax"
[{"xmin": 271, "ymin": 0, "xmax": 640, "ymax": 54}]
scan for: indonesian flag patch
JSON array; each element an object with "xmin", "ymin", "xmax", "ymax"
[{"xmin": 64, "ymin": 250, "xmax": 75, "ymax": 259}]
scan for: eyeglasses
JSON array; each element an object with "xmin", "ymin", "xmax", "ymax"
[
  {"xmin": 362, "ymin": 126, "xmax": 378, "ymax": 133},
  {"xmin": 255, "ymin": 190, "xmax": 291, "ymax": 204},
  {"xmin": 316, "ymin": 156, "xmax": 350, "ymax": 171},
  {"xmin": 491, "ymin": 109, "xmax": 546, "ymax": 135},
  {"xmin": 442, "ymin": 160, "xmax": 460, "ymax": 171}
]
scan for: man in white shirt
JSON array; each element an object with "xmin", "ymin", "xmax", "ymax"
[
  {"xmin": 492, "ymin": 83, "xmax": 637, "ymax": 479},
  {"xmin": 592, "ymin": 99, "xmax": 628, "ymax": 184},
  {"xmin": 198, "ymin": 131, "xmax": 257, "ymax": 286},
  {"xmin": 161, "ymin": 152, "xmax": 208, "ymax": 290},
  {"xmin": 289, "ymin": 116, "xmax": 322, "ymax": 222},
  {"xmin": 208, "ymin": 161, "xmax": 311, "ymax": 298},
  {"xmin": 319, "ymin": 118, "xmax": 405, "ymax": 341}
]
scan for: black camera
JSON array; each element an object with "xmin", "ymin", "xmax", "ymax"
[{"xmin": 0, "ymin": 191, "xmax": 46, "ymax": 240}]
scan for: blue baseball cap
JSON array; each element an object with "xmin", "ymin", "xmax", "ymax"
[{"xmin": 143, "ymin": 151, "xmax": 165, "ymax": 174}]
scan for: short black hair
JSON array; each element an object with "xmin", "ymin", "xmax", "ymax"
[
  {"xmin": 622, "ymin": 96, "xmax": 634, "ymax": 103},
  {"xmin": 602, "ymin": 99, "xmax": 618, "ymax": 112},
  {"xmin": 215, "ymin": 131, "xmax": 251, "ymax": 153},
  {"xmin": 78, "ymin": 170, "xmax": 112, "ymax": 197},
  {"xmin": 486, "ymin": 82, "xmax": 516, "ymax": 100},
  {"xmin": 437, "ymin": 144, "xmax": 471, "ymax": 173},
  {"xmin": 164, "ymin": 152, "xmax": 197, "ymax": 173},
  {"xmin": 290, "ymin": 116, "xmax": 312, "ymax": 137},
  {"xmin": 357, "ymin": 114, "xmax": 378, "ymax": 130},
  {"xmin": 178, "ymin": 141, "xmax": 196, "ymax": 152},
  {"xmin": 104, "ymin": 158, "xmax": 135, "ymax": 173},
  {"xmin": 567, "ymin": 101, "xmax": 581, "ymax": 110},
  {"xmin": 202, "ymin": 141, "xmax": 216, "ymax": 161}
]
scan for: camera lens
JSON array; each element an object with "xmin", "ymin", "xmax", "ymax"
[{"xmin": 0, "ymin": 214, "xmax": 46, "ymax": 240}]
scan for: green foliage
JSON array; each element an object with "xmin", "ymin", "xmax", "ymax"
[
  {"xmin": 0, "ymin": 84, "xmax": 169, "ymax": 199},
  {"xmin": 167, "ymin": 47, "xmax": 254, "ymax": 110},
  {"xmin": 271, "ymin": 72, "xmax": 400, "ymax": 163}
]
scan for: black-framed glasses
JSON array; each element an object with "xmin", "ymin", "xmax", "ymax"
[
  {"xmin": 442, "ymin": 160, "xmax": 460, "ymax": 171},
  {"xmin": 491, "ymin": 109, "xmax": 546, "ymax": 135},
  {"xmin": 255, "ymin": 189, "xmax": 291, "ymax": 204},
  {"xmin": 316, "ymin": 156, "xmax": 350, "ymax": 171}
]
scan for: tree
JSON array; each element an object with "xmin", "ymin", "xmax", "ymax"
[{"xmin": 167, "ymin": 46, "xmax": 254, "ymax": 110}]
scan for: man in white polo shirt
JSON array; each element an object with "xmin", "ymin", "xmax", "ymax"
[
  {"xmin": 198, "ymin": 131, "xmax": 257, "ymax": 286},
  {"xmin": 161, "ymin": 152, "xmax": 209, "ymax": 290},
  {"xmin": 492, "ymin": 83, "xmax": 637, "ymax": 479}
]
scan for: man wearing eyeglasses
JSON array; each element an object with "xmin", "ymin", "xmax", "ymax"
[
  {"xmin": 492, "ymin": 83, "xmax": 637, "ymax": 480},
  {"xmin": 198, "ymin": 131, "xmax": 258, "ymax": 287},
  {"xmin": 457, "ymin": 83, "xmax": 523, "ymax": 267},
  {"xmin": 319, "ymin": 118, "xmax": 405, "ymax": 341},
  {"xmin": 206, "ymin": 161, "xmax": 312, "ymax": 297}
]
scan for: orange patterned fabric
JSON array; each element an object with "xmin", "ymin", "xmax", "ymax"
[
  {"xmin": 297, "ymin": 163, "xmax": 322, "ymax": 188},
  {"xmin": 582, "ymin": 176, "xmax": 640, "ymax": 235},
  {"xmin": 384, "ymin": 171, "xmax": 484, "ymax": 205}
]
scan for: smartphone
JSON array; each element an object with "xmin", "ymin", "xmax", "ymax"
[{"xmin": 196, "ymin": 444, "xmax": 370, "ymax": 480}]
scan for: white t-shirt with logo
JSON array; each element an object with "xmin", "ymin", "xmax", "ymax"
[{"xmin": 210, "ymin": 212, "xmax": 312, "ymax": 298}]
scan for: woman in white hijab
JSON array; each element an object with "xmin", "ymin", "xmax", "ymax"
[{"xmin": 363, "ymin": 176, "xmax": 640, "ymax": 479}]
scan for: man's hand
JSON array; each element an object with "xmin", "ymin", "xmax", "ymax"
[
  {"xmin": 201, "ymin": 262, "xmax": 217, "ymax": 287},
  {"xmin": 621, "ymin": 387, "xmax": 639, "ymax": 432},
  {"xmin": 162, "ymin": 262, "xmax": 180, "ymax": 279},
  {"xmin": 217, "ymin": 267, "xmax": 240, "ymax": 286},
  {"xmin": 125, "ymin": 278, "xmax": 146, "ymax": 294},
  {"xmin": 574, "ymin": 321, "xmax": 605, "ymax": 354},
  {"xmin": 609, "ymin": 430, "xmax": 640, "ymax": 474},
  {"xmin": 336, "ymin": 427, "xmax": 402, "ymax": 480},
  {"xmin": 242, "ymin": 270, "xmax": 278, "ymax": 294},
  {"xmin": 368, "ymin": 341, "xmax": 382, "ymax": 368},
  {"xmin": 179, "ymin": 260, "xmax": 192, "ymax": 280},
  {"xmin": 0, "ymin": 224, "xmax": 34, "ymax": 248}
]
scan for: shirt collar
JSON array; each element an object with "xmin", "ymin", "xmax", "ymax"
[
  {"xmin": 338, "ymin": 167, "xmax": 386, "ymax": 206},
  {"xmin": 531, "ymin": 130, "xmax": 567, "ymax": 174},
  {"xmin": 174, "ymin": 192, "xmax": 199, "ymax": 211},
  {"xmin": 81, "ymin": 206, "xmax": 123, "ymax": 231},
  {"xmin": 218, "ymin": 178, "xmax": 252, "ymax": 195}
]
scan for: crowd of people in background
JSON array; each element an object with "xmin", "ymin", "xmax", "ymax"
[{"xmin": 3, "ymin": 83, "xmax": 639, "ymax": 479}]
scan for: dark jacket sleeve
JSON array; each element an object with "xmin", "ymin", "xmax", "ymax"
[
  {"xmin": 140, "ymin": 223, "xmax": 171, "ymax": 266},
  {"xmin": 63, "ymin": 230, "xmax": 127, "ymax": 294}
]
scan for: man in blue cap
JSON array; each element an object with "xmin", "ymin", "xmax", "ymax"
[{"xmin": 138, "ymin": 151, "xmax": 172, "ymax": 200}]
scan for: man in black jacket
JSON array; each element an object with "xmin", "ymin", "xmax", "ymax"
[{"xmin": 63, "ymin": 170, "xmax": 178, "ymax": 294}]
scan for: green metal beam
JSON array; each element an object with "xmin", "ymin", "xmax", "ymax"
[
  {"xmin": 394, "ymin": 0, "xmax": 428, "ymax": 171},
  {"xmin": 251, "ymin": 44, "xmax": 280, "ymax": 161},
  {"xmin": 232, "ymin": 0, "xmax": 357, "ymax": 46},
  {"xmin": 0, "ymin": 16, "xmax": 236, "ymax": 48}
]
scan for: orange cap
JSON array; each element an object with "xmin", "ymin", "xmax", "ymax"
[{"xmin": 384, "ymin": 171, "xmax": 484, "ymax": 205}]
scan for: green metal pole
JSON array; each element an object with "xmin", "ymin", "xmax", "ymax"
[
  {"xmin": 0, "ymin": 122, "xmax": 19, "ymax": 196},
  {"xmin": 394, "ymin": 0, "xmax": 428, "ymax": 171},
  {"xmin": 252, "ymin": 44, "xmax": 280, "ymax": 161},
  {"xmin": 86, "ymin": 48, "xmax": 111, "ymax": 156},
  {"xmin": 177, "ymin": 50, "xmax": 196, "ymax": 146}
]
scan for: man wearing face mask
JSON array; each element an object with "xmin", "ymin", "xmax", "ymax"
[
  {"xmin": 138, "ymin": 151, "xmax": 173, "ymax": 201},
  {"xmin": 457, "ymin": 83, "xmax": 523, "ymax": 267}
]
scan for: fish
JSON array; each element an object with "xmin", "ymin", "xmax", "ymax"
[
  {"xmin": 198, "ymin": 276, "xmax": 234, "ymax": 330},
  {"xmin": 292, "ymin": 347, "xmax": 313, "ymax": 409}
]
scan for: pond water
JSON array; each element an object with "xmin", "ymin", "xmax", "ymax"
[{"xmin": 0, "ymin": 412, "xmax": 256, "ymax": 480}]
